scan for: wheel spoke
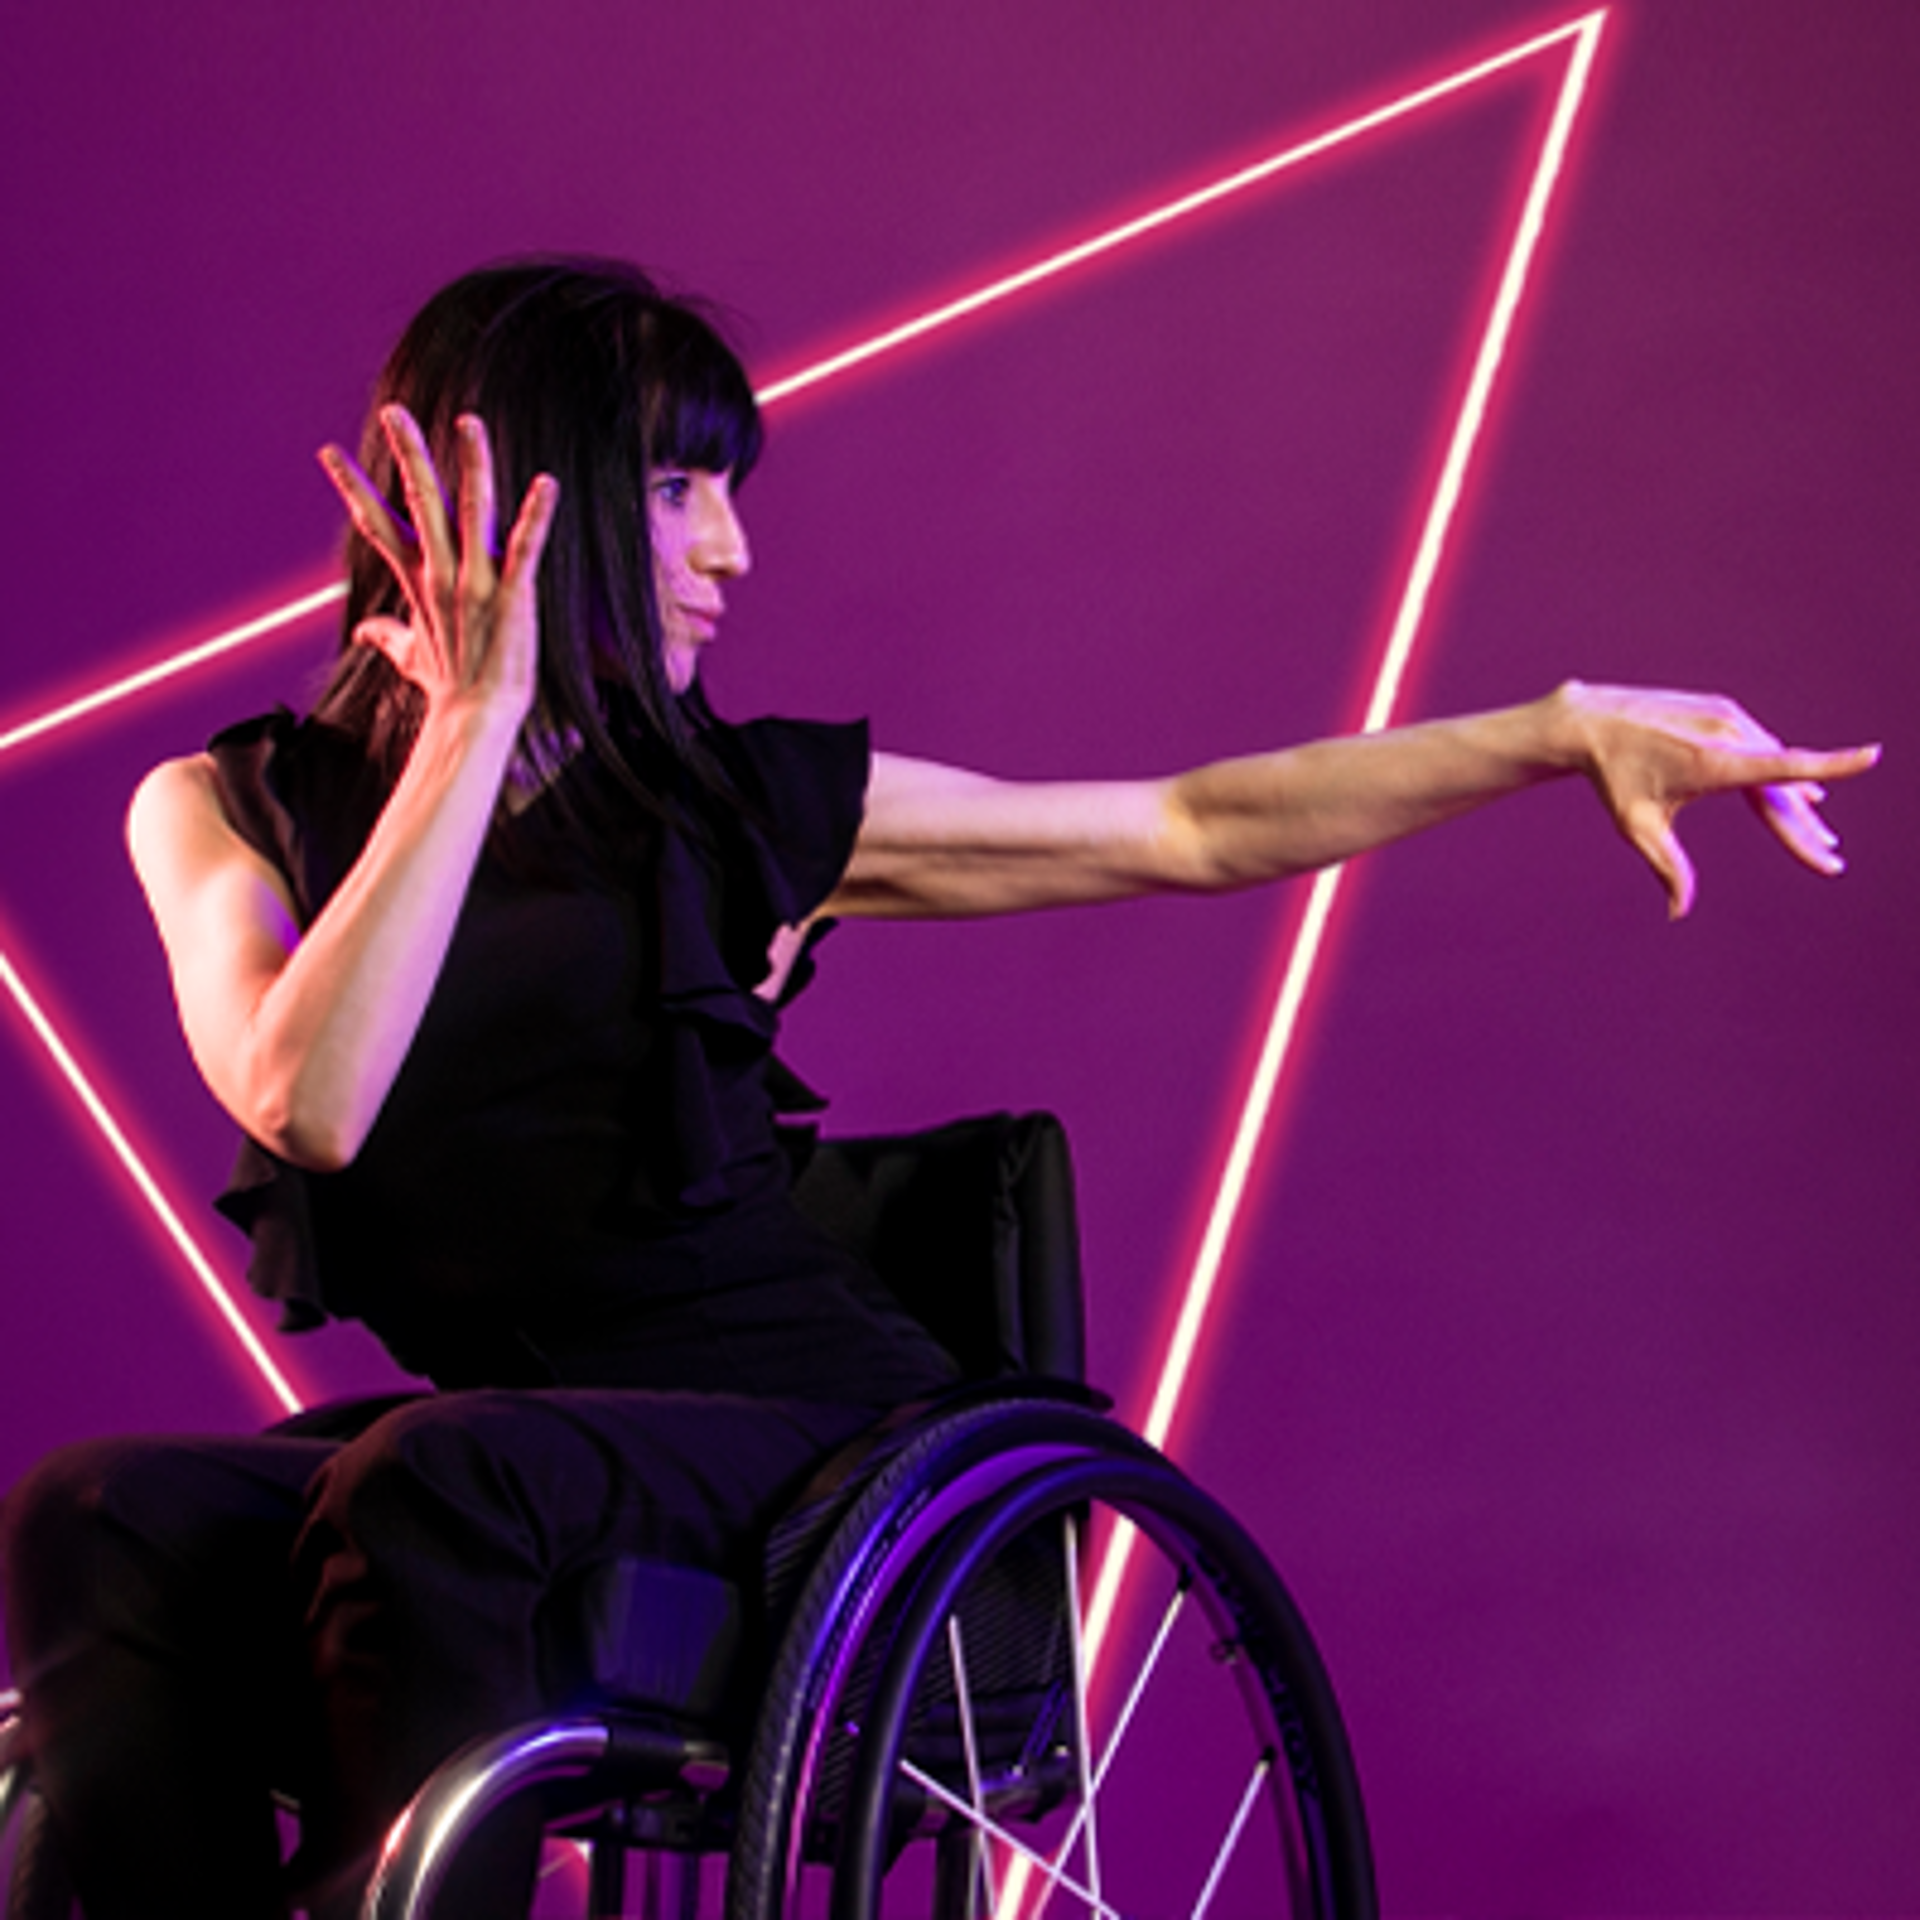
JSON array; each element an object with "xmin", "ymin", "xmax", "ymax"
[
  {"xmin": 1026, "ymin": 1567, "xmax": 1191, "ymax": 1920},
  {"xmin": 896, "ymin": 1756, "xmax": 1125, "ymax": 1920},
  {"xmin": 946, "ymin": 1612, "xmax": 999, "ymax": 1915},
  {"xmin": 1089, "ymin": 1565, "xmax": 1190, "ymax": 1798},
  {"xmin": 1061, "ymin": 1515, "xmax": 1102, "ymax": 1912},
  {"xmin": 1188, "ymin": 1751, "xmax": 1273, "ymax": 1920}
]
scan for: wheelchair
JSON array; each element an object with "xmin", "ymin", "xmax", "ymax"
[{"xmin": 0, "ymin": 1113, "xmax": 1376, "ymax": 1918}]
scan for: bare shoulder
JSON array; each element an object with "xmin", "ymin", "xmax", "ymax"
[
  {"xmin": 125, "ymin": 752, "xmax": 298, "ymax": 939},
  {"xmin": 126, "ymin": 752, "xmax": 228, "ymax": 872},
  {"xmin": 129, "ymin": 750, "xmax": 220, "ymax": 818}
]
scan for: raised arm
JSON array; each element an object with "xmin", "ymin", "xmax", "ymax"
[
  {"xmin": 828, "ymin": 682, "xmax": 1878, "ymax": 920},
  {"xmin": 128, "ymin": 411, "xmax": 556, "ymax": 1171}
]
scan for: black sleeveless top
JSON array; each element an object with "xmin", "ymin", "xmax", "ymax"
[{"xmin": 204, "ymin": 707, "xmax": 956, "ymax": 1404}]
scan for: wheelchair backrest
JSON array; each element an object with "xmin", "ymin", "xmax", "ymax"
[{"xmin": 788, "ymin": 1111, "xmax": 1086, "ymax": 1387}]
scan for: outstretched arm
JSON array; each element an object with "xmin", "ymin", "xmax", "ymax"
[
  {"xmin": 828, "ymin": 682, "xmax": 1877, "ymax": 920},
  {"xmin": 128, "ymin": 411, "xmax": 556, "ymax": 1172}
]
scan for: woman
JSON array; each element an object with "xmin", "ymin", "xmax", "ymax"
[{"xmin": 0, "ymin": 257, "xmax": 1876, "ymax": 1919}]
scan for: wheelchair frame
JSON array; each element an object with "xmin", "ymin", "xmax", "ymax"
[
  {"xmin": 359, "ymin": 1394, "xmax": 1376, "ymax": 1919},
  {"xmin": 0, "ymin": 1115, "xmax": 1377, "ymax": 1917}
]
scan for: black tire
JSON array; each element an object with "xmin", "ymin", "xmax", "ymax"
[{"xmin": 727, "ymin": 1401, "xmax": 1374, "ymax": 1919}]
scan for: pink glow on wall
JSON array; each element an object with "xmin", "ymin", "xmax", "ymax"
[{"xmin": 0, "ymin": 9, "xmax": 1607, "ymax": 1484}]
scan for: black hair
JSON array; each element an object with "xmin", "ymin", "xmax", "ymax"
[{"xmin": 315, "ymin": 256, "xmax": 762, "ymax": 830}]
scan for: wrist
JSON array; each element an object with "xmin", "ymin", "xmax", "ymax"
[
  {"xmin": 409, "ymin": 692, "xmax": 525, "ymax": 791},
  {"xmin": 1526, "ymin": 680, "xmax": 1598, "ymax": 777}
]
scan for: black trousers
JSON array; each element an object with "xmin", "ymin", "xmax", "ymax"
[{"xmin": 0, "ymin": 1389, "xmax": 882, "ymax": 1919}]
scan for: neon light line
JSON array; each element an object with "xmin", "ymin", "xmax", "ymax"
[
  {"xmin": 1069, "ymin": 2, "xmax": 1608, "ymax": 1728},
  {"xmin": 754, "ymin": 11, "xmax": 1605, "ymax": 408},
  {"xmin": 1360, "ymin": 10, "xmax": 1605, "ymax": 737},
  {"xmin": 0, "ymin": 585, "xmax": 345, "ymax": 760},
  {"xmin": 0, "ymin": 17, "xmax": 1602, "ymax": 761},
  {"xmin": 0, "ymin": 942, "xmax": 303, "ymax": 1416},
  {"xmin": 1152, "ymin": 9, "xmax": 1605, "ymax": 1459}
]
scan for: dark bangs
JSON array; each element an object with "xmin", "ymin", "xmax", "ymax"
[{"xmin": 640, "ymin": 299, "xmax": 763, "ymax": 483}]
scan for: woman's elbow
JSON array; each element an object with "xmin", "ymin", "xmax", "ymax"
[
  {"xmin": 1147, "ymin": 795, "xmax": 1247, "ymax": 894},
  {"xmin": 270, "ymin": 1116, "xmax": 363, "ymax": 1176},
  {"xmin": 227, "ymin": 1059, "xmax": 370, "ymax": 1174}
]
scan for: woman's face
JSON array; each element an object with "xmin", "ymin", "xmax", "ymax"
[{"xmin": 648, "ymin": 467, "xmax": 751, "ymax": 693}]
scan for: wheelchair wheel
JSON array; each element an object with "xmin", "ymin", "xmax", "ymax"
[{"xmin": 729, "ymin": 1401, "xmax": 1374, "ymax": 1920}]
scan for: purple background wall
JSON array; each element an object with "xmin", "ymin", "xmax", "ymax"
[{"xmin": 3, "ymin": 2, "xmax": 1915, "ymax": 1910}]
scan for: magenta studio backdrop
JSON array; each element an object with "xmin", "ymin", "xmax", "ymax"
[{"xmin": 3, "ymin": 2, "xmax": 1916, "ymax": 1911}]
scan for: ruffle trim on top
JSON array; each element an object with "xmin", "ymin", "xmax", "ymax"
[
  {"xmin": 215, "ymin": 1137, "xmax": 329, "ymax": 1331},
  {"xmin": 205, "ymin": 708, "xmax": 870, "ymax": 1330},
  {"xmin": 639, "ymin": 716, "xmax": 867, "ymax": 1210}
]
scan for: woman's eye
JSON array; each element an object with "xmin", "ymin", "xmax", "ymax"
[{"xmin": 652, "ymin": 473, "xmax": 692, "ymax": 509}]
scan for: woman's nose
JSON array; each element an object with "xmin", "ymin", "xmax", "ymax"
[{"xmin": 695, "ymin": 481, "xmax": 751, "ymax": 578}]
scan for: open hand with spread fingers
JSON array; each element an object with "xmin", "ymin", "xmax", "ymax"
[{"xmin": 317, "ymin": 405, "xmax": 559, "ymax": 737}]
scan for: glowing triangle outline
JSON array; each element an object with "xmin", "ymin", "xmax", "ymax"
[{"xmin": 0, "ymin": 11, "xmax": 1610, "ymax": 1449}]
